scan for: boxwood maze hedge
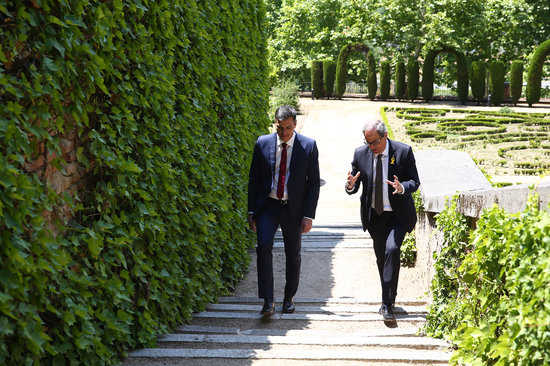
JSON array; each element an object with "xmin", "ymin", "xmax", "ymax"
[
  {"xmin": 387, "ymin": 107, "xmax": 550, "ymax": 175},
  {"xmin": 0, "ymin": 1, "xmax": 269, "ymax": 365}
]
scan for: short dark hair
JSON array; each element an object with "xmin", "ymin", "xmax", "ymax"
[{"xmin": 275, "ymin": 105, "xmax": 297, "ymax": 122}]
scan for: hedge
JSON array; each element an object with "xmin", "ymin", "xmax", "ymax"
[
  {"xmin": 406, "ymin": 57, "xmax": 419, "ymax": 101},
  {"xmin": 0, "ymin": 1, "xmax": 269, "ymax": 365},
  {"xmin": 311, "ymin": 60, "xmax": 324, "ymax": 99},
  {"xmin": 322, "ymin": 60, "xmax": 336, "ymax": 98},
  {"xmin": 395, "ymin": 58, "xmax": 406, "ymax": 100},
  {"xmin": 335, "ymin": 43, "xmax": 370, "ymax": 98},
  {"xmin": 379, "ymin": 60, "xmax": 391, "ymax": 100},
  {"xmin": 489, "ymin": 61, "xmax": 506, "ymax": 105},
  {"xmin": 422, "ymin": 47, "xmax": 469, "ymax": 104},
  {"xmin": 510, "ymin": 60, "xmax": 524, "ymax": 106},
  {"xmin": 470, "ymin": 61, "xmax": 486, "ymax": 104},
  {"xmin": 526, "ymin": 39, "xmax": 550, "ymax": 106},
  {"xmin": 367, "ymin": 51, "xmax": 377, "ymax": 100}
]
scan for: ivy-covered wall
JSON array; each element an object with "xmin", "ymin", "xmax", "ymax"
[{"xmin": 0, "ymin": 1, "xmax": 269, "ymax": 364}]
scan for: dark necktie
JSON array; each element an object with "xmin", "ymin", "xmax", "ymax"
[
  {"xmin": 375, "ymin": 154, "xmax": 384, "ymax": 215},
  {"xmin": 276, "ymin": 143, "xmax": 287, "ymax": 199}
]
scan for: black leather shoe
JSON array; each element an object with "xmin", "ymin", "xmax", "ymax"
[
  {"xmin": 379, "ymin": 304, "xmax": 394, "ymax": 320},
  {"xmin": 282, "ymin": 298, "xmax": 295, "ymax": 314},
  {"xmin": 261, "ymin": 300, "xmax": 275, "ymax": 317}
]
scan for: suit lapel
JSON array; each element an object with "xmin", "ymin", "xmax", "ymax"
[
  {"xmin": 269, "ymin": 133, "xmax": 277, "ymax": 176},
  {"xmin": 289, "ymin": 133, "xmax": 302, "ymax": 176},
  {"xmin": 387, "ymin": 139, "xmax": 396, "ymax": 182}
]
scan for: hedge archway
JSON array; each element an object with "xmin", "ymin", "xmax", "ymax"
[
  {"xmin": 334, "ymin": 43, "xmax": 370, "ymax": 98},
  {"xmin": 526, "ymin": 39, "xmax": 550, "ymax": 106},
  {"xmin": 422, "ymin": 47, "xmax": 469, "ymax": 104}
]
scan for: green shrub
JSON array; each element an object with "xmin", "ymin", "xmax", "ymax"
[
  {"xmin": 489, "ymin": 61, "xmax": 506, "ymax": 105},
  {"xmin": 422, "ymin": 50, "xmax": 436, "ymax": 101},
  {"xmin": 335, "ymin": 43, "xmax": 370, "ymax": 98},
  {"xmin": 0, "ymin": 1, "xmax": 269, "ymax": 364},
  {"xmin": 270, "ymin": 80, "xmax": 300, "ymax": 116},
  {"xmin": 422, "ymin": 47, "xmax": 468, "ymax": 104},
  {"xmin": 311, "ymin": 60, "xmax": 324, "ymax": 99},
  {"xmin": 406, "ymin": 57, "xmax": 420, "ymax": 101},
  {"xmin": 510, "ymin": 60, "xmax": 524, "ymax": 105},
  {"xmin": 470, "ymin": 61, "xmax": 486, "ymax": 104},
  {"xmin": 526, "ymin": 39, "xmax": 550, "ymax": 106},
  {"xmin": 323, "ymin": 60, "xmax": 337, "ymax": 98},
  {"xmin": 380, "ymin": 60, "xmax": 391, "ymax": 100},
  {"xmin": 395, "ymin": 58, "xmax": 406, "ymax": 100},
  {"xmin": 367, "ymin": 51, "xmax": 377, "ymax": 100}
]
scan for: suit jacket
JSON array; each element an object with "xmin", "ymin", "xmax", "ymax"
[
  {"xmin": 346, "ymin": 139, "xmax": 420, "ymax": 233},
  {"xmin": 248, "ymin": 132, "xmax": 320, "ymax": 219}
]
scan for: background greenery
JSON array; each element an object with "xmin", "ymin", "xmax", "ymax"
[
  {"xmin": 266, "ymin": 0, "xmax": 550, "ymax": 89},
  {"xmin": 0, "ymin": 1, "xmax": 269, "ymax": 364}
]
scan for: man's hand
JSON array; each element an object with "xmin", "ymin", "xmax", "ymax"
[
  {"xmin": 346, "ymin": 171, "xmax": 361, "ymax": 190},
  {"xmin": 386, "ymin": 175, "xmax": 404, "ymax": 194},
  {"xmin": 301, "ymin": 217, "xmax": 313, "ymax": 233},
  {"xmin": 247, "ymin": 214, "xmax": 257, "ymax": 232}
]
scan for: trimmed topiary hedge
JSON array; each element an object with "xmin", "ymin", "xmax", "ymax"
[
  {"xmin": 335, "ymin": 43, "xmax": 370, "ymax": 98},
  {"xmin": 510, "ymin": 60, "xmax": 524, "ymax": 106},
  {"xmin": 489, "ymin": 61, "xmax": 506, "ymax": 105},
  {"xmin": 311, "ymin": 60, "xmax": 324, "ymax": 99},
  {"xmin": 323, "ymin": 60, "xmax": 336, "ymax": 98},
  {"xmin": 470, "ymin": 61, "xmax": 486, "ymax": 104},
  {"xmin": 526, "ymin": 39, "xmax": 550, "ymax": 106},
  {"xmin": 407, "ymin": 57, "xmax": 419, "ymax": 101},
  {"xmin": 0, "ymin": 1, "xmax": 269, "ymax": 364},
  {"xmin": 367, "ymin": 51, "xmax": 377, "ymax": 100},
  {"xmin": 380, "ymin": 60, "xmax": 391, "ymax": 100},
  {"xmin": 395, "ymin": 58, "xmax": 406, "ymax": 100},
  {"xmin": 422, "ymin": 47, "xmax": 469, "ymax": 104}
]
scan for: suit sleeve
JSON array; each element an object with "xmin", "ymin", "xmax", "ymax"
[
  {"xmin": 247, "ymin": 140, "xmax": 261, "ymax": 214},
  {"xmin": 400, "ymin": 146, "xmax": 420, "ymax": 194},
  {"xmin": 303, "ymin": 141, "xmax": 320, "ymax": 219},
  {"xmin": 345, "ymin": 149, "xmax": 361, "ymax": 195}
]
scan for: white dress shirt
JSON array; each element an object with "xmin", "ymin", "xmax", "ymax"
[
  {"xmin": 269, "ymin": 132, "xmax": 295, "ymax": 200},
  {"xmin": 372, "ymin": 142, "xmax": 393, "ymax": 212}
]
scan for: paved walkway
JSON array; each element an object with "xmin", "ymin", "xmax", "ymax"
[{"xmin": 122, "ymin": 99, "xmax": 454, "ymax": 365}]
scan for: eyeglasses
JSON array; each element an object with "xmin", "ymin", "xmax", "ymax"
[{"xmin": 364, "ymin": 136, "xmax": 384, "ymax": 147}]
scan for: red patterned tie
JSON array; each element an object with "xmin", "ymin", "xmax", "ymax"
[{"xmin": 276, "ymin": 143, "xmax": 287, "ymax": 199}]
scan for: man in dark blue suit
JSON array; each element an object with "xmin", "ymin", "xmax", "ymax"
[
  {"xmin": 248, "ymin": 105, "xmax": 320, "ymax": 317},
  {"xmin": 345, "ymin": 118, "xmax": 420, "ymax": 320}
]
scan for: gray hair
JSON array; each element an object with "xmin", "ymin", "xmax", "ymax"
[
  {"xmin": 275, "ymin": 105, "xmax": 297, "ymax": 122},
  {"xmin": 362, "ymin": 119, "xmax": 387, "ymax": 137}
]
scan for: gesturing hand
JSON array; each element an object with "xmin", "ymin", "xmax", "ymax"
[
  {"xmin": 346, "ymin": 171, "xmax": 361, "ymax": 190},
  {"xmin": 386, "ymin": 175, "xmax": 403, "ymax": 194},
  {"xmin": 301, "ymin": 218, "xmax": 312, "ymax": 233}
]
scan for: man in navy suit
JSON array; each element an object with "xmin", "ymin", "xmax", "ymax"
[
  {"xmin": 248, "ymin": 105, "xmax": 320, "ymax": 317},
  {"xmin": 345, "ymin": 118, "xmax": 420, "ymax": 320}
]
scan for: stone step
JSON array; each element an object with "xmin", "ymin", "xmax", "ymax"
[
  {"xmin": 205, "ymin": 303, "xmax": 427, "ymax": 314},
  {"xmin": 128, "ymin": 347, "xmax": 451, "ymax": 363},
  {"xmin": 218, "ymin": 296, "xmax": 427, "ymax": 306},
  {"xmin": 273, "ymin": 240, "xmax": 372, "ymax": 249},
  {"xmin": 175, "ymin": 325, "xmax": 423, "ymax": 338},
  {"xmin": 193, "ymin": 311, "xmax": 426, "ymax": 322},
  {"xmin": 157, "ymin": 333, "xmax": 448, "ymax": 350}
]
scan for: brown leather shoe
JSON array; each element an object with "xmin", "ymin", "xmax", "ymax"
[{"xmin": 282, "ymin": 298, "xmax": 295, "ymax": 314}]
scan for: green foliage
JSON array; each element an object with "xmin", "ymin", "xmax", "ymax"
[
  {"xmin": 400, "ymin": 191, "xmax": 423, "ymax": 267},
  {"xmin": 406, "ymin": 58, "xmax": 419, "ymax": 101},
  {"xmin": 270, "ymin": 80, "xmax": 300, "ymax": 117},
  {"xmin": 422, "ymin": 47, "xmax": 469, "ymax": 103},
  {"xmin": 489, "ymin": 61, "xmax": 506, "ymax": 105},
  {"xmin": 426, "ymin": 195, "xmax": 550, "ymax": 365},
  {"xmin": 367, "ymin": 51, "xmax": 377, "ymax": 100},
  {"xmin": 510, "ymin": 60, "xmax": 524, "ymax": 105},
  {"xmin": 0, "ymin": 1, "xmax": 269, "ymax": 364},
  {"xmin": 470, "ymin": 61, "xmax": 487, "ymax": 104},
  {"xmin": 311, "ymin": 60, "xmax": 324, "ymax": 99},
  {"xmin": 322, "ymin": 60, "xmax": 337, "ymax": 97},
  {"xmin": 335, "ymin": 43, "xmax": 370, "ymax": 98},
  {"xmin": 394, "ymin": 58, "xmax": 406, "ymax": 100},
  {"xmin": 380, "ymin": 60, "xmax": 391, "ymax": 100},
  {"xmin": 526, "ymin": 39, "xmax": 550, "ymax": 106}
]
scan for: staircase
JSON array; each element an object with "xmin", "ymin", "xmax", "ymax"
[{"xmin": 122, "ymin": 224, "xmax": 451, "ymax": 365}]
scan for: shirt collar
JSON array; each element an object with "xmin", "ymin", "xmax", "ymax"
[{"xmin": 277, "ymin": 131, "xmax": 296, "ymax": 148}]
